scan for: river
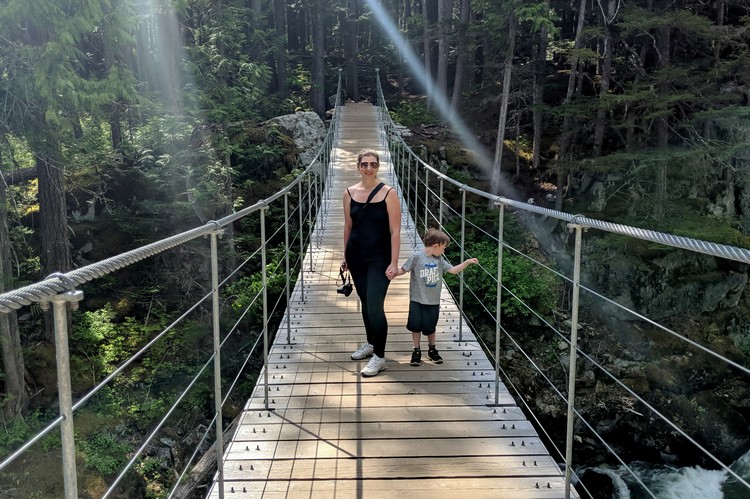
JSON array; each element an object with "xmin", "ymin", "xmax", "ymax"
[{"xmin": 583, "ymin": 449, "xmax": 750, "ymax": 498}]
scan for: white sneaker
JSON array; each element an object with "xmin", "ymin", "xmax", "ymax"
[
  {"xmin": 361, "ymin": 355, "xmax": 386, "ymax": 377},
  {"xmin": 351, "ymin": 343, "xmax": 374, "ymax": 360}
]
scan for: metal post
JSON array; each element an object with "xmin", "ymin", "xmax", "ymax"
[
  {"xmin": 284, "ymin": 193, "xmax": 292, "ymax": 344},
  {"xmin": 494, "ymin": 203, "xmax": 505, "ymax": 406},
  {"xmin": 44, "ymin": 288, "xmax": 83, "ymax": 499},
  {"xmin": 405, "ymin": 150, "xmax": 411, "ymax": 220},
  {"xmin": 261, "ymin": 207, "xmax": 270, "ymax": 410},
  {"xmin": 439, "ymin": 177, "xmax": 444, "ymax": 230},
  {"xmin": 424, "ymin": 169, "xmax": 429, "ymax": 231},
  {"xmin": 564, "ymin": 223, "xmax": 585, "ymax": 498},
  {"xmin": 375, "ymin": 68, "xmax": 380, "ymax": 107},
  {"xmin": 412, "ymin": 158, "xmax": 419, "ymax": 237},
  {"xmin": 307, "ymin": 172, "xmax": 313, "ymax": 272},
  {"xmin": 313, "ymin": 168, "xmax": 319, "ymax": 248},
  {"xmin": 298, "ymin": 180, "xmax": 305, "ymax": 303},
  {"xmin": 397, "ymin": 144, "xmax": 403, "ymax": 183},
  {"xmin": 458, "ymin": 188, "xmax": 467, "ymax": 342},
  {"xmin": 209, "ymin": 230, "xmax": 225, "ymax": 499}
]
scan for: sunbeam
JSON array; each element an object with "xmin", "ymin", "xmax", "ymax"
[{"xmin": 364, "ymin": 0, "xmax": 519, "ymax": 200}]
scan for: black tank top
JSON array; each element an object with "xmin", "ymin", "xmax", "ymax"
[{"xmin": 346, "ymin": 189, "xmax": 392, "ymax": 263}]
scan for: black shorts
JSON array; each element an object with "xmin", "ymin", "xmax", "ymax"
[{"xmin": 406, "ymin": 301, "xmax": 440, "ymax": 335}]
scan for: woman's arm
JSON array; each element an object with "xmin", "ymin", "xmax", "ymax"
[
  {"xmin": 342, "ymin": 189, "xmax": 352, "ymax": 269},
  {"xmin": 385, "ymin": 188, "xmax": 401, "ymax": 279}
]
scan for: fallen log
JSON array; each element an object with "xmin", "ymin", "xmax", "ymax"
[
  {"xmin": 2, "ymin": 166, "xmax": 37, "ymax": 185},
  {"xmin": 171, "ymin": 415, "xmax": 240, "ymax": 498}
]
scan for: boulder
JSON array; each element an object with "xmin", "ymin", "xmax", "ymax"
[{"xmin": 268, "ymin": 111, "xmax": 327, "ymax": 168}]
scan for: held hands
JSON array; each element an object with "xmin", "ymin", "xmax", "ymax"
[
  {"xmin": 466, "ymin": 258, "xmax": 479, "ymax": 265},
  {"xmin": 385, "ymin": 263, "xmax": 398, "ymax": 280}
]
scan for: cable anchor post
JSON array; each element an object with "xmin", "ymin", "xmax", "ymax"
[
  {"xmin": 41, "ymin": 273, "xmax": 83, "ymax": 499},
  {"xmin": 562, "ymin": 220, "xmax": 588, "ymax": 499}
]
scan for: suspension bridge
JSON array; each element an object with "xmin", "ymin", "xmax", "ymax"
[
  {"xmin": 1, "ymin": 74, "xmax": 749, "ymax": 498},
  {"xmin": 202, "ymin": 102, "xmax": 570, "ymax": 498}
]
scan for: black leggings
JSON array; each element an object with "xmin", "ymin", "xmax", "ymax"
[{"xmin": 348, "ymin": 258, "xmax": 391, "ymax": 358}]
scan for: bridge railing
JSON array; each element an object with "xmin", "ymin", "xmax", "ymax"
[
  {"xmin": 375, "ymin": 69, "xmax": 750, "ymax": 498},
  {"xmin": 0, "ymin": 72, "xmax": 343, "ymax": 498}
]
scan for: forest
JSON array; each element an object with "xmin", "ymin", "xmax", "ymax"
[{"xmin": 1, "ymin": 0, "xmax": 749, "ymax": 497}]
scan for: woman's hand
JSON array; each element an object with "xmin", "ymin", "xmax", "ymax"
[{"xmin": 385, "ymin": 263, "xmax": 398, "ymax": 280}]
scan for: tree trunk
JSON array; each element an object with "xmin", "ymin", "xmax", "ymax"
[
  {"xmin": 422, "ymin": 0, "xmax": 433, "ymax": 106},
  {"xmin": 311, "ymin": 0, "xmax": 326, "ymax": 118},
  {"xmin": 37, "ymin": 152, "xmax": 72, "ymax": 342},
  {"xmin": 654, "ymin": 1, "xmax": 671, "ymax": 220},
  {"xmin": 473, "ymin": 9, "xmax": 484, "ymax": 87},
  {"xmin": 436, "ymin": 0, "xmax": 451, "ymax": 100},
  {"xmin": 0, "ymin": 161, "xmax": 28, "ymax": 419},
  {"xmin": 101, "ymin": 4, "xmax": 123, "ymax": 151},
  {"xmin": 450, "ymin": 0, "xmax": 471, "ymax": 114},
  {"xmin": 490, "ymin": 12, "xmax": 517, "ymax": 198},
  {"xmin": 532, "ymin": 0, "xmax": 550, "ymax": 171},
  {"xmin": 344, "ymin": 0, "xmax": 359, "ymax": 101},
  {"xmin": 593, "ymin": 0, "xmax": 617, "ymax": 157},
  {"xmin": 287, "ymin": 4, "xmax": 301, "ymax": 52},
  {"xmin": 273, "ymin": 0, "xmax": 289, "ymax": 97},
  {"xmin": 554, "ymin": 0, "xmax": 587, "ymax": 211}
]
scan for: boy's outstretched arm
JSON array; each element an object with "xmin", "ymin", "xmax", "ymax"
[{"xmin": 447, "ymin": 257, "xmax": 479, "ymax": 275}]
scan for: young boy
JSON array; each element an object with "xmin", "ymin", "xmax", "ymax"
[{"xmin": 395, "ymin": 228, "xmax": 479, "ymax": 366}]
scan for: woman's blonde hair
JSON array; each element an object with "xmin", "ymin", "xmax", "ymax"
[{"xmin": 357, "ymin": 149, "xmax": 380, "ymax": 165}]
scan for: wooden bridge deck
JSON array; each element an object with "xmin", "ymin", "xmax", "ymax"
[{"xmin": 207, "ymin": 103, "xmax": 575, "ymax": 498}]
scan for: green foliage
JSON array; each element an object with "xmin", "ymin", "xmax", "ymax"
[
  {"xmin": 226, "ymin": 259, "xmax": 287, "ymax": 320},
  {"xmin": 389, "ymin": 100, "xmax": 440, "ymax": 127},
  {"xmin": 515, "ymin": 2, "xmax": 560, "ymax": 36},
  {"xmin": 139, "ymin": 457, "xmax": 168, "ymax": 499},
  {"xmin": 436, "ymin": 208, "xmax": 559, "ymax": 324},
  {"xmin": 72, "ymin": 304, "xmax": 208, "ymax": 384},
  {"xmin": 0, "ymin": 411, "xmax": 53, "ymax": 455},
  {"xmin": 455, "ymin": 237, "xmax": 558, "ymax": 320},
  {"xmin": 79, "ymin": 432, "xmax": 130, "ymax": 476}
]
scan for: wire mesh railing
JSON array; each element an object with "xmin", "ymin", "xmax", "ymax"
[
  {"xmin": 375, "ymin": 69, "xmax": 750, "ymax": 498},
  {"xmin": 0, "ymin": 72, "xmax": 344, "ymax": 499}
]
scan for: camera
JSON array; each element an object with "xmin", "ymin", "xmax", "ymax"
[{"xmin": 337, "ymin": 266, "xmax": 353, "ymax": 297}]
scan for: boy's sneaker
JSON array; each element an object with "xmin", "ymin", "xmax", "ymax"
[
  {"xmin": 351, "ymin": 343, "xmax": 374, "ymax": 360},
  {"xmin": 361, "ymin": 355, "xmax": 386, "ymax": 377},
  {"xmin": 410, "ymin": 348, "xmax": 422, "ymax": 367},
  {"xmin": 427, "ymin": 346, "xmax": 443, "ymax": 364}
]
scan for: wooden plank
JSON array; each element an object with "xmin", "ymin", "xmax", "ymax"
[
  {"xmin": 232, "ymin": 420, "xmax": 540, "ymax": 441},
  {"xmin": 238, "ymin": 406, "xmax": 528, "ymax": 424},
  {"xmin": 257, "ymin": 369, "xmax": 502, "ymax": 385},
  {"xmin": 221, "ymin": 455, "xmax": 561, "ymax": 480},
  {"xmin": 209, "ymin": 477, "xmax": 570, "ymax": 499},
  {"xmin": 225, "ymin": 436, "xmax": 551, "ymax": 460}
]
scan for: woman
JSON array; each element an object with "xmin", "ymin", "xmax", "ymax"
[{"xmin": 342, "ymin": 149, "xmax": 401, "ymax": 377}]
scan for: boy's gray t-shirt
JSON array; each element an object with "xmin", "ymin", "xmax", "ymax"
[{"xmin": 402, "ymin": 251, "xmax": 454, "ymax": 305}]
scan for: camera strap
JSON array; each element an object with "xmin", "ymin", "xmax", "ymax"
[
  {"xmin": 351, "ymin": 182, "xmax": 385, "ymax": 221},
  {"xmin": 339, "ymin": 266, "xmax": 351, "ymax": 286},
  {"xmin": 363, "ymin": 182, "xmax": 385, "ymax": 209}
]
